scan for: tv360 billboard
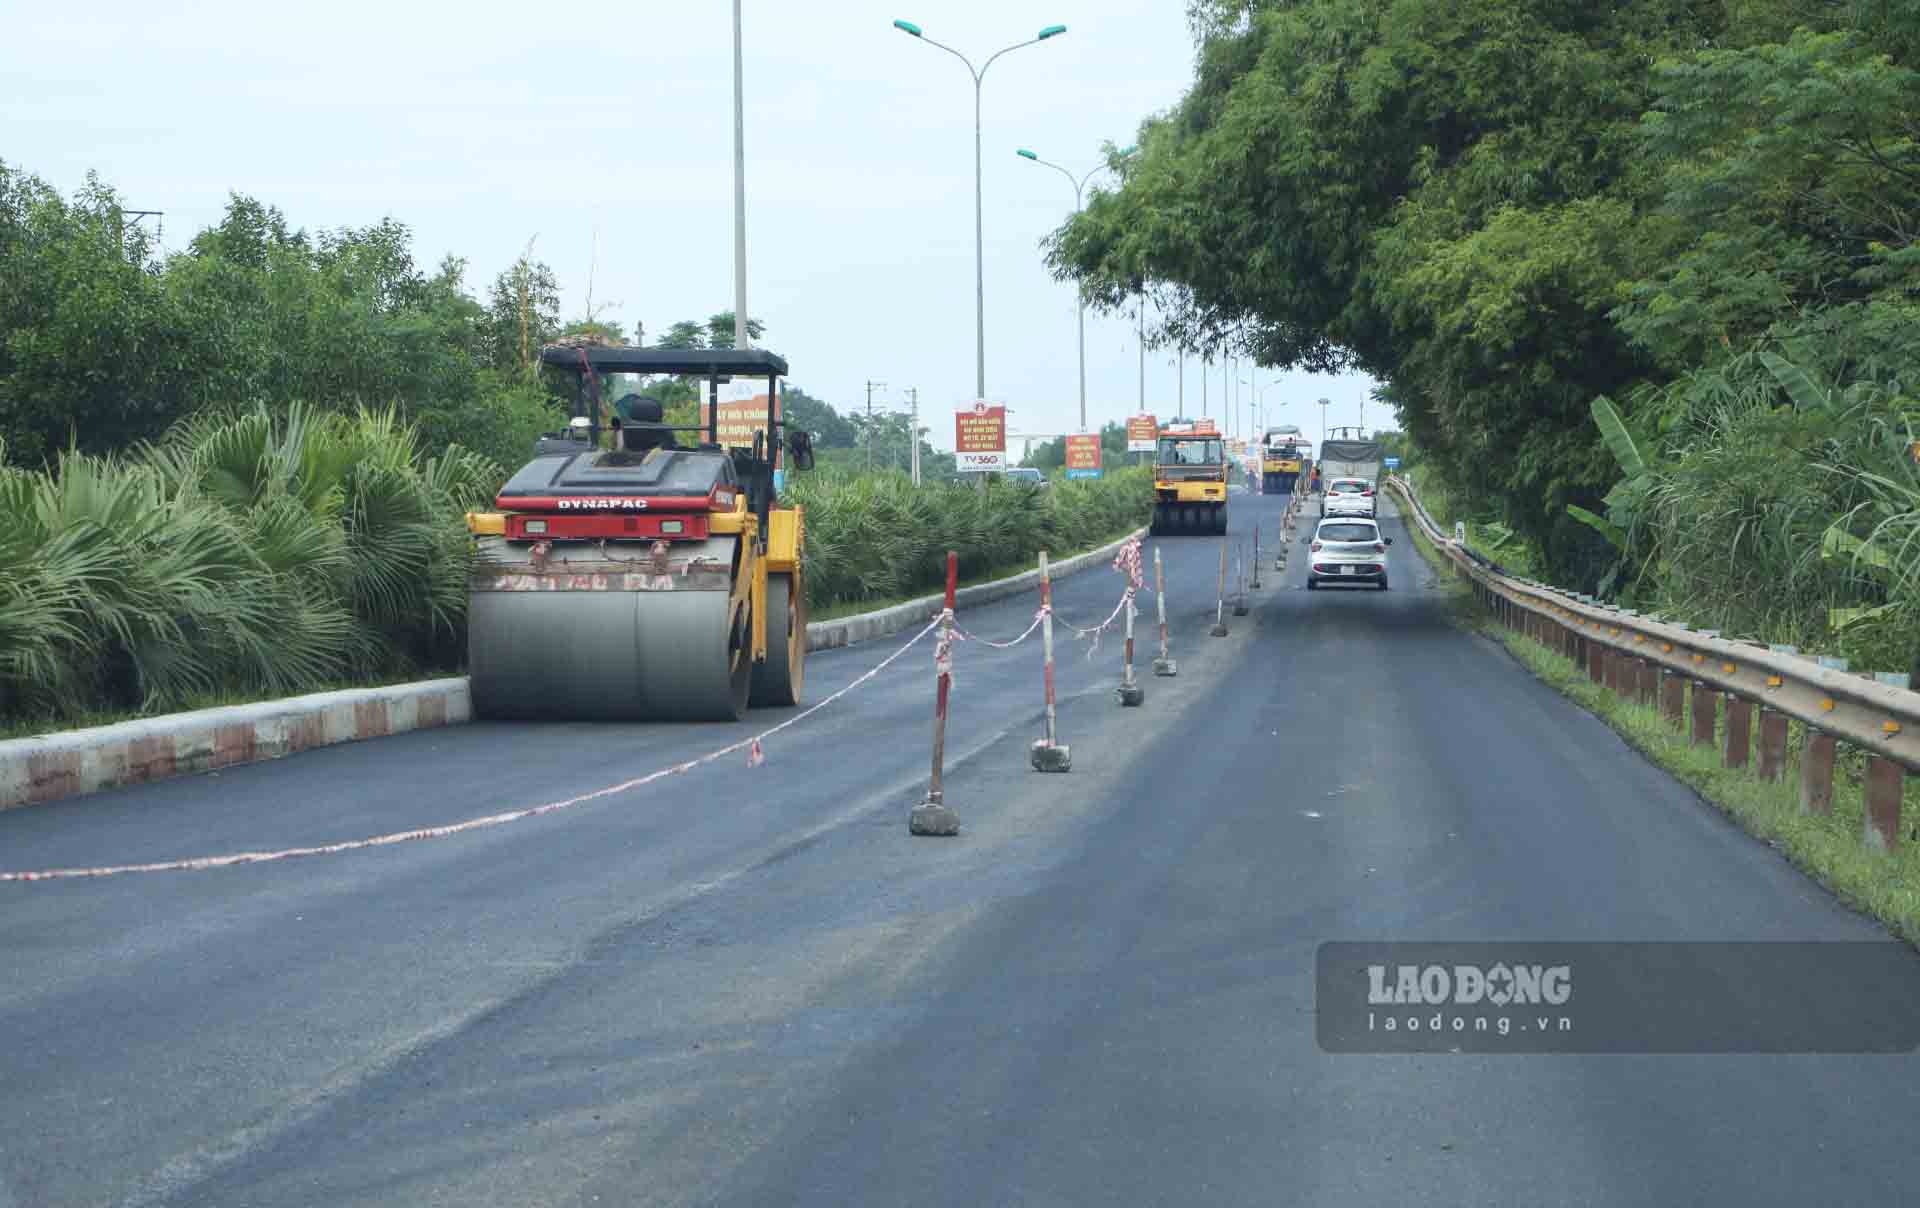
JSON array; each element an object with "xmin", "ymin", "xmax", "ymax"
[{"xmin": 955, "ymin": 402, "xmax": 1007, "ymax": 473}]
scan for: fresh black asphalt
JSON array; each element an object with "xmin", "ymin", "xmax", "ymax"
[{"xmin": 2, "ymin": 491, "xmax": 1916, "ymax": 1206}]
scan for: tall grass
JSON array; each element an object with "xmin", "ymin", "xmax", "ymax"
[
  {"xmin": 788, "ymin": 468, "xmax": 1152, "ymax": 610},
  {"xmin": 0, "ymin": 405, "xmax": 499, "ymax": 725}
]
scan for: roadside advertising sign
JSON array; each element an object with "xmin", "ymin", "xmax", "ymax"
[
  {"xmin": 1126, "ymin": 414, "xmax": 1158, "ymax": 453},
  {"xmin": 955, "ymin": 401, "xmax": 1007, "ymax": 473},
  {"xmin": 699, "ymin": 391, "xmax": 782, "ymax": 458},
  {"xmin": 1065, "ymin": 433, "xmax": 1103, "ymax": 480}
]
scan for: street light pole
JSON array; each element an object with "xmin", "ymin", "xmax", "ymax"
[
  {"xmin": 1319, "ymin": 397, "xmax": 1331, "ymax": 446},
  {"xmin": 895, "ymin": 19, "xmax": 1067, "ymax": 402},
  {"xmin": 732, "ymin": 0, "xmax": 749, "ymax": 350},
  {"xmin": 1016, "ymin": 144, "xmax": 1131, "ymax": 432}
]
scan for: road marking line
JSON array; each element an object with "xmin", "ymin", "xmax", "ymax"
[{"xmin": 1, "ymin": 619, "xmax": 943, "ymax": 883}]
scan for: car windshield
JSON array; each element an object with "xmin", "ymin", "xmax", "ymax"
[
  {"xmin": 1330, "ymin": 480, "xmax": 1367, "ymax": 493},
  {"xmin": 1318, "ymin": 523, "xmax": 1378, "ymax": 542}
]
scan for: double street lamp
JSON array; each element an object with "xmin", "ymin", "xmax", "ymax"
[
  {"xmin": 1015, "ymin": 144, "xmax": 1135, "ymax": 432},
  {"xmin": 893, "ymin": 18, "xmax": 1068, "ymax": 403}
]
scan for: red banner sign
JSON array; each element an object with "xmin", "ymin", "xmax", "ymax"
[
  {"xmin": 698, "ymin": 392, "xmax": 782, "ymax": 453},
  {"xmin": 1065, "ymin": 433, "xmax": 1102, "ymax": 471},
  {"xmin": 1126, "ymin": 414, "xmax": 1158, "ymax": 453},
  {"xmin": 955, "ymin": 402, "xmax": 1007, "ymax": 472}
]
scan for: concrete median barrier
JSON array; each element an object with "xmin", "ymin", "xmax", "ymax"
[{"xmin": 0, "ymin": 680, "xmax": 470, "ymax": 812}]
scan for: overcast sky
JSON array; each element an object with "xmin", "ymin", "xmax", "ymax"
[{"xmin": 6, "ymin": 0, "xmax": 1382, "ymax": 451}]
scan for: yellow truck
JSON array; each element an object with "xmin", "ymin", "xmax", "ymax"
[{"xmin": 1151, "ymin": 419, "xmax": 1228, "ymax": 535}]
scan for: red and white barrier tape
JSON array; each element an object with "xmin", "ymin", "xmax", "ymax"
[
  {"xmin": 955, "ymin": 606, "xmax": 1050, "ymax": 649},
  {"xmin": 1051, "ymin": 536, "xmax": 1150, "ymax": 660},
  {"xmin": 0, "ymin": 617, "xmax": 944, "ymax": 883}
]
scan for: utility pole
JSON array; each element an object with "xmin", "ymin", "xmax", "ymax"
[
  {"xmin": 865, "ymin": 380, "xmax": 887, "ymax": 473},
  {"xmin": 1201, "ymin": 355, "xmax": 1207, "ymax": 418},
  {"xmin": 732, "ymin": 0, "xmax": 749, "ymax": 351},
  {"xmin": 908, "ymin": 387, "xmax": 921, "ymax": 485},
  {"xmin": 1137, "ymin": 295, "xmax": 1146, "ymax": 420}
]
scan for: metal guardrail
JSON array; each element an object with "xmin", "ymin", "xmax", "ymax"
[{"xmin": 1386, "ymin": 474, "xmax": 1915, "ymax": 847}]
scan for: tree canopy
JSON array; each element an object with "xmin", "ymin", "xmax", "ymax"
[{"xmin": 1047, "ymin": 1, "xmax": 1920, "ymax": 583}]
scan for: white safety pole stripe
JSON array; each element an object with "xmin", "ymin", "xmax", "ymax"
[{"xmin": 1, "ymin": 618, "xmax": 945, "ymax": 883}]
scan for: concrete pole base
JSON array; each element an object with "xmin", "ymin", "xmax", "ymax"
[
  {"xmin": 1153, "ymin": 657, "xmax": 1178, "ymax": 677},
  {"xmin": 1030, "ymin": 740, "xmax": 1072, "ymax": 773},
  {"xmin": 909, "ymin": 800, "xmax": 961, "ymax": 836},
  {"xmin": 1210, "ymin": 622, "xmax": 1229, "ymax": 637},
  {"xmin": 1116, "ymin": 682, "xmax": 1145, "ymax": 707}
]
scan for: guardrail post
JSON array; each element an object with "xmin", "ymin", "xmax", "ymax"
[
  {"xmin": 1637, "ymin": 658, "xmax": 1659, "ymax": 708},
  {"xmin": 1690, "ymin": 680, "xmax": 1717, "ymax": 748},
  {"xmin": 1723, "ymin": 694, "xmax": 1752, "ymax": 770},
  {"xmin": 1588, "ymin": 641, "xmax": 1605, "ymax": 685},
  {"xmin": 911, "ymin": 551, "xmax": 962, "ymax": 837},
  {"xmin": 1612, "ymin": 649, "xmax": 1634, "ymax": 700},
  {"xmin": 1661, "ymin": 670, "xmax": 1686, "ymax": 728},
  {"xmin": 1756, "ymin": 708, "xmax": 1787, "ymax": 781},
  {"xmin": 1800, "ymin": 731, "xmax": 1836, "ymax": 815},
  {"xmin": 1864, "ymin": 757, "xmax": 1904, "ymax": 851}
]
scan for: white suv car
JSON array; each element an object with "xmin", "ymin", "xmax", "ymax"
[
  {"xmin": 1322, "ymin": 477, "xmax": 1376, "ymax": 518},
  {"xmin": 1307, "ymin": 516, "xmax": 1391, "ymax": 590}
]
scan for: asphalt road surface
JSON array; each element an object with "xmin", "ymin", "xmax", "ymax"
[{"xmin": 4, "ymin": 490, "xmax": 1918, "ymax": 1207}]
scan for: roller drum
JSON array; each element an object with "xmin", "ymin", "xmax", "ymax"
[{"xmin": 468, "ymin": 538, "xmax": 750, "ymax": 722}]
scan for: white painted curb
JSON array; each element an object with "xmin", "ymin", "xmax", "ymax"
[
  {"xmin": 0, "ymin": 528, "xmax": 1144, "ymax": 812},
  {"xmin": 0, "ymin": 680, "xmax": 470, "ymax": 812}
]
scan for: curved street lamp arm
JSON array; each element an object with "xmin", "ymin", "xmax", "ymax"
[
  {"xmin": 914, "ymin": 33, "xmax": 982, "ymax": 80},
  {"xmin": 1023, "ymin": 152, "xmax": 1083, "ymax": 206},
  {"xmin": 979, "ymin": 36, "xmax": 1044, "ymax": 82}
]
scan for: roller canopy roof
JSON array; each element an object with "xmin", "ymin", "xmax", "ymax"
[{"xmin": 539, "ymin": 345, "xmax": 789, "ymax": 378}]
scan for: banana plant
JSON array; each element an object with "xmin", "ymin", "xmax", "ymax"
[{"xmin": 1567, "ymin": 394, "xmax": 1658, "ymax": 597}]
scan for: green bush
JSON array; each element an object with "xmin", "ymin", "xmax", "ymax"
[
  {"xmin": 0, "ymin": 405, "xmax": 498, "ymax": 724},
  {"xmin": 787, "ymin": 468, "xmax": 1152, "ymax": 610}
]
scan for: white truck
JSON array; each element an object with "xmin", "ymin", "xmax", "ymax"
[
  {"xmin": 1317, "ymin": 437, "xmax": 1384, "ymax": 515},
  {"xmin": 1318, "ymin": 437, "xmax": 1384, "ymax": 486}
]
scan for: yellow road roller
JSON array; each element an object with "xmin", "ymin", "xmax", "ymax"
[
  {"xmin": 464, "ymin": 345, "xmax": 814, "ymax": 721},
  {"xmin": 1150, "ymin": 418, "xmax": 1229, "ymax": 535}
]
